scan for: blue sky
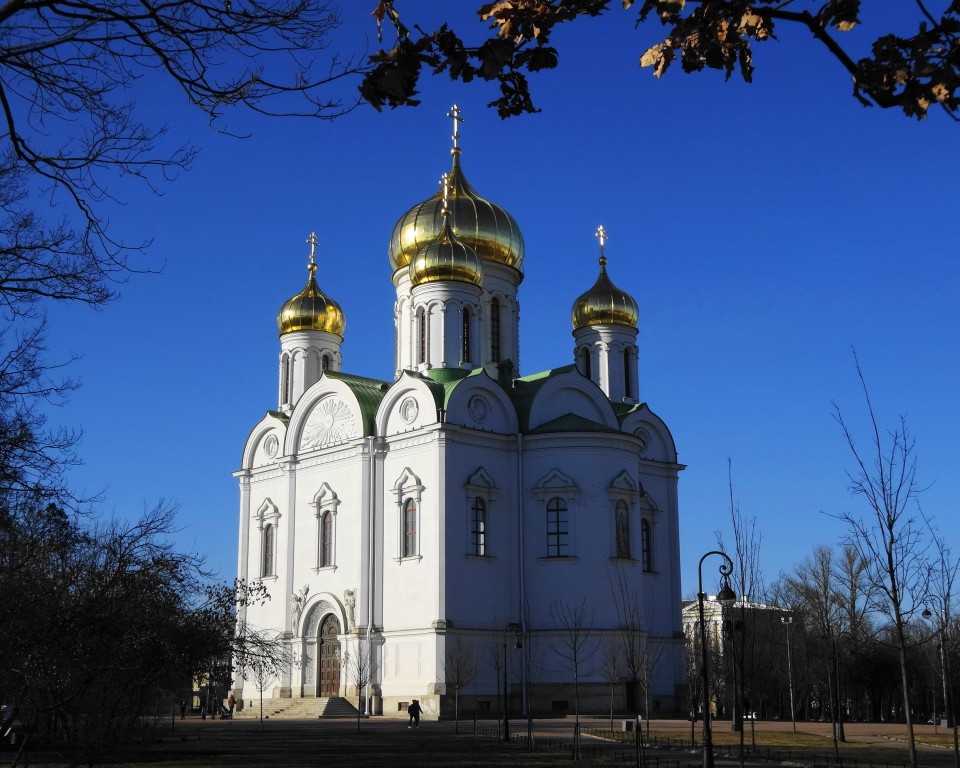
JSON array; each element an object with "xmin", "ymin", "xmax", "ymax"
[{"xmin": 42, "ymin": 3, "xmax": 959, "ymax": 598}]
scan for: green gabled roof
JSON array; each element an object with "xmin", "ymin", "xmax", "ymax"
[
  {"xmin": 427, "ymin": 366, "xmax": 502, "ymax": 410},
  {"xmin": 265, "ymin": 410, "xmax": 290, "ymax": 424},
  {"xmin": 529, "ymin": 412, "xmax": 617, "ymax": 434},
  {"xmin": 510, "ymin": 364, "xmax": 576, "ymax": 432},
  {"xmin": 325, "ymin": 371, "xmax": 391, "ymax": 436},
  {"xmin": 612, "ymin": 400, "xmax": 648, "ymax": 426}
]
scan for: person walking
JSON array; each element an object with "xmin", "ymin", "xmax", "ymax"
[{"xmin": 407, "ymin": 699, "xmax": 422, "ymax": 728}]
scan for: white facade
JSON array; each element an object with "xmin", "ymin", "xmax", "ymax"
[{"xmin": 234, "ymin": 114, "xmax": 686, "ymax": 719}]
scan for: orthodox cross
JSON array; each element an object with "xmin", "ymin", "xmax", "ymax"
[
  {"xmin": 306, "ymin": 231, "xmax": 319, "ymax": 272},
  {"xmin": 447, "ymin": 104, "xmax": 464, "ymax": 152},
  {"xmin": 595, "ymin": 225, "xmax": 608, "ymax": 265}
]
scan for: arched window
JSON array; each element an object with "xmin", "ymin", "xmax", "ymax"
[
  {"xmin": 417, "ymin": 309, "xmax": 426, "ymax": 365},
  {"xmin": 320, "ymin": 512, "xmax": 333, "ymax": 567},
  {"xmin": 462, "ymin": 309, "xmax": 471, "ymax": 363},
  {"xmin": 615, "ymin": 500, "xmax": 630, "ymax": 559},
  {"xmin": 580, "ymin": 347, "xmax": 592, "ymax": 380},
  {"xmin": 624, "ymin": 348, "xmax": 632, "ymax": 398},
  {"xmin": 262, "ymin": 523, "xmax": 275, "ymax": 577},
  {"xmin": 322, "ymin": 354, "xmax": 330, "ymax": 373},
  {"xmin": 403, "ymin": 498, "xmax": 418, "ymax": 558},
  {"xmin": 470, "ymin": 497, "xmax": 487, "ymax": 556},
  {"xmin": 280, "ymin": 353, "xmax": 291, "ymax": 406},
  {"xmin": 546, "ymin": 497, "xmax": 568, "ymax": 557},
  {"xmin": 641, "ymin": 519, "xmax": 652, "ymax": 571},
  {"xmin": 490, "ymin": 298, "xmax": 501, "ymax": 363}
]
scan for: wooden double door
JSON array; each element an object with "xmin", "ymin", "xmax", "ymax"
[{"xmin": 318, "ymin": 614, "xmax": 341, "ymax": 697}]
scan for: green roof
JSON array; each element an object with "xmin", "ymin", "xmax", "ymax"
[
  {"xmin": 326, "ymin": 371, "xmax": 391, "ymax": 436},
  {"xmin": 529, "ymin": 412, "xmax": 617, "ymax": 434},
  {"xmin": 510, "ymin": 365, "xmax": 576, "ymax": 432}
]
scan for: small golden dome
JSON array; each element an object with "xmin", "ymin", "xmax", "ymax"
[
  {"xmin": 409, "ymin": 175, "xmax": 484, "ymax": 287},
  {"xmin": 388, "ymin": 106, "xmax": 524, "ymax": 272},
  {"xmin": 277, "ymin": 234, "xmax": 346, "ymax": 336},
  {"xmin": 571, "ymin": 227, "xmax": 639, "ymax": 330}
]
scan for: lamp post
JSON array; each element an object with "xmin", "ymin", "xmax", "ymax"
[
  {"xmin": 503, "ymin": 622, "xmax": 522, "ymax": 742},
  {"xmin": 781, "ymin": 616, "xmax": 796, "ymax": 732},
  {"xmin": 923, "ymin": 599, "xmax": 959, "ymax": 768},
  {"xmin": 697, "ymin": 550, "xmax": 736, "ymax": 768}
]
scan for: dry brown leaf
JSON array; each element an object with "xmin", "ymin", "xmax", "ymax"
[{"xmin": 932, "ymin": 82, "xmax": 952, "ymax": 102}]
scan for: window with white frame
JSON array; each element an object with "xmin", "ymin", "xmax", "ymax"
[
  {"xmin": 546, "ymin": 497, "xmax": 569, "ymax": 557},
  {"xmin": 470, "ymin": 497, "xmax": 487, "ymax": 556},
  {"xmin": 254, "ymin": 499, "xmax": 281, "ymax": 578},
  {"xmin": 641, "ymin": 518, "xmax": 653, "ymax": 572},
  {"xmin": 464, "ymin": 467, "xmax": 497, "ymax": 558},
  {"xmin": 393, "ymin": 468, "xmax": 424, "ymax": 561},
  {"xmin": 313, "ymin": 483, "xmax": 340, "ymax": 571},
  {"xmin": 403, "ymin": 498, "xmax": 417, "ymax": 558},
  {"xmin": 615, "ymin": 499, "xmax": 631, "ymax": 559},
  {"xmin": 534, "ymin": 468, "xmax": 579, "ymax": 559}
]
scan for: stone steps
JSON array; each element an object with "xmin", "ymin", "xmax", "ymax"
[{"xmin": 236, "ymin": 696, "xmax": 361, "ymax": 719}]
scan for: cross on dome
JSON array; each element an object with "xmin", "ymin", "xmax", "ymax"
[
  {"xmin": 306, "ymin": 232, "xmax": 319, "ymax": 272},
  {"xmin": 447, "ymin": 104, "xmax": 464, "ymax": 155},
  {"xmin": 595, "ymin": 225, "xmax": 608, "ymax": 267}
]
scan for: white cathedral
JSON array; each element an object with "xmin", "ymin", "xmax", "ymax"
[{"xmin": 233, "ymin": 107, "xmax": 686, "ymax": 720}]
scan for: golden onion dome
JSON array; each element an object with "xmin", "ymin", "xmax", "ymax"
[
  {"xmin": 409, "ymin": 175, "xmax": 484, "ymax": 287},
  {"xmin": 277, "ymin": 233, "xmax": 346, "ymax": 337},
  {"xmin": 571, "ymin": 226, "xmax": 639, "ymax": 330},
  {"xmin": 388, "ymin": 105, "xmax": 524, "ymax": 273}
]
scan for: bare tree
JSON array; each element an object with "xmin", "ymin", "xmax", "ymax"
[
  {"xmin": 925, "ymin": 521, "xmax": 960, "ymax": 768},
  {"xmin": 716, "ymin": 460, "xmax": 764, "ymax": 755},
  {"xmin": 831, "ymin": 350, "xmax": 930, "ymax": 768},
  {"xmin": 345, "ymin": 643, "xmax": 373, "ymax": 732},
  {"xmin": 0, "ymin": 0, "xmax": 363, "ymax": 317},
  {"xmin": 549, "ymin": 597, "xmax": 598, "ymax": 761},
  {"xmin": 442, "ymin": 637, "xmax": 476, "ymax": 734},
  {"xmin": 599, "ymin": 640, "xmax": 623, "ymax": 730}
]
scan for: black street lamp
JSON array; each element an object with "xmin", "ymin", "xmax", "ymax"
[
  {"xmin": 781, "ymin": 616, "xmax": 796, "ymax": 732},
  {"xmin": 503, "ymin": 622, "xmax": 522, "ymax": 742},
  {"xmin": 697, "ymin": 550, "xmax": 736, "ymax": 768}
]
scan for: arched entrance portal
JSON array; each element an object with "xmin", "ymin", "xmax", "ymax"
[{"xmin": 318, "ymin": 614, "xmax": 341, "ymax": 697}]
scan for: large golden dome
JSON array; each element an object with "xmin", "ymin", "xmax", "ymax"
[
  {"xmin": 389, "ymin": 106, "xmax": 524, "ymax": 273},
  {"xmin": 571, "ymin": 228, "xmax": 639, "ymax": 330},
  {"xmin": 409, "ymin": 181, "xmax": 484, "ymax": 287},
  {"xmin": 277, "ymin": 235, "xmax": 346, "ymax": 336}
]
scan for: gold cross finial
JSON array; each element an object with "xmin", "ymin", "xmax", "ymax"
[
  {"xmin": 306, "ymin": 232, "xmax": 319, "ymax": 272},
  {"xmin": 595, "ymin": 225, "xmax": 608, "ymax": 266},
  {"xmin": 447, "ymin": 104, "xmax": 464, "ymax": 154}
]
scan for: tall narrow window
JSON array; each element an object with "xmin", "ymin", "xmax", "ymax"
[
  {"xmin": 462, "ymin": 309, "xmax": 471, "ymax": 363},
  {"xmin": 322, "ymin": 354, "xmax": 330, "ymax": 373},
  {"xmin": 615, "ymin": 500, "xmax": 630, "ymax": 559},
  {"xmin": 320, "ymin": 512, "xmax": 333, "ymax": 567},
  {"xmin": 490, "ymin": 298, "xmax": 501, "ymax": 363},
  {"xmin": 580, "ymin": 347, "xmax": 592, "ymax": 380},
  {"xmin": 262, "ymin": 523, "xmax": 275, "ymax": 577},
  {"xmin": 417, "ymin": 309, "xmax": 426, "ymax": 365},
  {"xmin": 470, "ymin": 497, "xmax": 487, "ymax": 556},
  {"xmin": 641, "ymin": 519, "xmax": 652, "ymax": 571},
  {"xmin": 546, "ymin": 497, "xmax": 568, "ymax": 557},
  {"xmin": 624, "ymin": 349, "xmax": 632, "ymax": 398},
  {"xmin": 403, "ymin": 498, "xmax": 418, "ymax": 558},
  {"xmin": 280, "ymin": 354, "xmax": 291, "ymax": 406}
]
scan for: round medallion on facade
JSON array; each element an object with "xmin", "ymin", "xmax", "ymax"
[
  {"xmin": 264, "ymin": 434, "xmax": 279, "ymax": 458},
  {"xmin": 634, "ymin": 428, "xmax": 651, "ymax": 453},
  {"xmin": 400, "ymin": 397, "xmax": 419, "ymax": 424},
  {"xmin": 468, "ymin": 395, "xmax": 490, "ymax": 423}
]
